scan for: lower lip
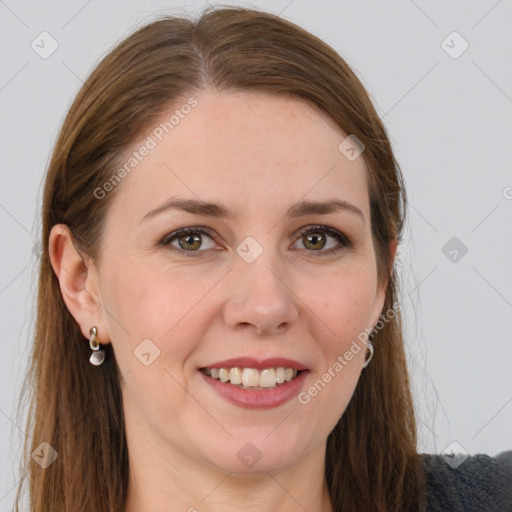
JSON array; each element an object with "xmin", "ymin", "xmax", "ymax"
[{"xmin": 200, "ymin": 370, "xmax": 309, "ymax": 409}]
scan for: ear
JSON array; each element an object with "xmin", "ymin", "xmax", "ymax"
[
  {"xmin": 369, "ymin": 237, "xmax": 398, "ymax": 330},
  {"xmin": 48, "ymin": 224, "xmax": 110, "ymax": 344}
]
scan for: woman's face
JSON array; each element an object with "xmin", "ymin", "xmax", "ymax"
[{"xmin": 90, "ymin": 90, "xmax": 388, "ymax": 475}]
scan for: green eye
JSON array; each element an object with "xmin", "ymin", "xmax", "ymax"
[
  {"xmin": 293, "ymin": 226, "xmax": 352, "ymax": 254},
  {"xmin": 160, "ymin": 225, "xmax": 352, "ymax": 257},
  {"xmin": 302, "ymin": 232, "xmax": 327, "ymax": 250},
  {"xmin": 177, "ymin": 233, "xmax": 202, "ymax": 251},
  {"xmin": 161, "ymin": 228, "xmax": 216, "ymax": 253}
]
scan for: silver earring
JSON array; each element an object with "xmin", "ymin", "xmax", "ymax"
[
  {"xmin": 89, "ymin": 326, "xmax": 105, "ymax": 366},
  {"xmin": 362, "ymin": 340, "xmax": 374, "ymax": 369}
]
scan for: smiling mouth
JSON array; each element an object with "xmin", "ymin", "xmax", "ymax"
[{"xmin": 200, "ymin": 367, "xmax": 304, "ymax": 389}]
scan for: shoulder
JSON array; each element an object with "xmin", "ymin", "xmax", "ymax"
[{"xmin": 420, "ymin": 450, "xmax": 512, "ymax": 512}]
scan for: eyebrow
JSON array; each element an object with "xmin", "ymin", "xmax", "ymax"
[{"xmin": 141, "ymin": 197, "xmax": 365, "ymax": 224}]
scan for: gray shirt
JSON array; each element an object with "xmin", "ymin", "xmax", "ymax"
[{"xmin": 422, "ymin": 450, "xmax": 512, "ymax": 511}]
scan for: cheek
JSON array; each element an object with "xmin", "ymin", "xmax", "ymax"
[
  {"xmin": 310, "ymin": 268, "xmax": 377, "ymax": 345},
  {"xmin": 102, "ymin": 261, "xmax": 218, "ymax": 424},
  {"xmin": 102, "ymin": 257, "xmax": 223, "ymax": 362},
  {"xmin": 301, "ymin": 278, "xmax": 373, "ymax": 424}
]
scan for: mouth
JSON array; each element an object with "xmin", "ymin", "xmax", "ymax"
[
  {"xmin": 198, "ymin": 358, "xmax": 310, "ymax": 409},
  {"xmin": 200, "ymin": 366, "xmax": 304, "ymax": 390}
]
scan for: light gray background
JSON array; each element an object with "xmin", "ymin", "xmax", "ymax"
[{"xmin": 1, "ymin": 0, "xmax": 511, "ymax": 507}]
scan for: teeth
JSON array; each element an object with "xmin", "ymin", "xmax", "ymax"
[
  {"xmin": 229, "ymin": 367, "xmax": 242, "ymax": 385},
  {"xmin": 259, "ymin": 368, "xmax": 276, "ymax": 387},
  {"xmin": 242, "ymin": 368, "xmax": 260, "ymax": 387},
  {"xmin": 275, "ymin": 367, "xmax": 286, "ymax": 384},
  {"xmin": 219, "ymin": 368, "xmax": 230, "ymax": 383},
  {"xmin": 203, "ymin": 366, "xmax": 301, "ymax": 388}
]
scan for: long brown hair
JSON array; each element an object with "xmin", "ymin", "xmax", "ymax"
[{"xmin": 15, "ymin": 7, "xmax": 424, "ymax": 511}]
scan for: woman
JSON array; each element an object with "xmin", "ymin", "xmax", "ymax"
[{"xmin": 14, "ymin": 6, "xmax": 511, "ymax": 512}]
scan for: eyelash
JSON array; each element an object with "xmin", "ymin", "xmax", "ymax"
[{"xmin": 159, "ymin": 225, "xmax": 353, "ymax": 258}]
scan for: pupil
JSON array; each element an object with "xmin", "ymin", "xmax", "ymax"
[
  {"xmin": 305, "ymin": 233, "xmax": 325, "ymax": 250},
  {"xmin": 180, "ymin": 233, "xmax": 201, "ymax": 250}
]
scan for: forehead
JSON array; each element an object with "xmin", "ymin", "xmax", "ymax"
[{"xmin": 107, "ymin": 90, "xmax": 369, "ymax": 224}]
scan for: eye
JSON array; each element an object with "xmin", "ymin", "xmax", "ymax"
[
  {"xmin": 160, "ymin": 225, "xmax": 353, "ymax": 257},
  {"xmin": 292, "ymin": 225, "xmax": 352, "ymax": 255},
  {"xmin": 160, "ymin": 227, "xmax": 218, "ymax": 253}
]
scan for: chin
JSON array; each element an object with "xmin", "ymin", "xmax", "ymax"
[{"xmin": 197, "ymin": 427, "xmax": 312, "ymax": 475}]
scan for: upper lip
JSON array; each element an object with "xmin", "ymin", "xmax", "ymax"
[{"xmin": 201, "ymin": 357, "xmax": 308, "ymax": 371}]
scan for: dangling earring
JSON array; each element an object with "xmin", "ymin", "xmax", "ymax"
[
  {"xmin": 362, "ymin": 340, "xmax": 374, "ymax": 369},
  {"xmin": 89, "ymin": 326, "xmax": 105, "ymax": 366},
  {"xmin": 362, "ymin": 329, "xmax": 375, "ymax": 370}
]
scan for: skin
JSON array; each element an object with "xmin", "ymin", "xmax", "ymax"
[{"xmin": 50, "ymin": 90, "xmax": 396, "ymax": 512}]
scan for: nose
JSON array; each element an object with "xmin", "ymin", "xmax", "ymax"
[{"xmin": 222, "ymin": 254, "xmax": 299, "ymax": 336}]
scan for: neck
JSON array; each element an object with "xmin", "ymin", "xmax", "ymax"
[{"xmin": 123, "ymin": 424, "xmax": 333, "ymax": 512}]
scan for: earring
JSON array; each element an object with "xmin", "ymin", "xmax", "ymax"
[
  {"xmin": 89, "ymin": 326, "xmax": 106, "ymax": 366},
  {"xmin": 362, "ymin": 340, "xmax": 374, "ymax": 369}
]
